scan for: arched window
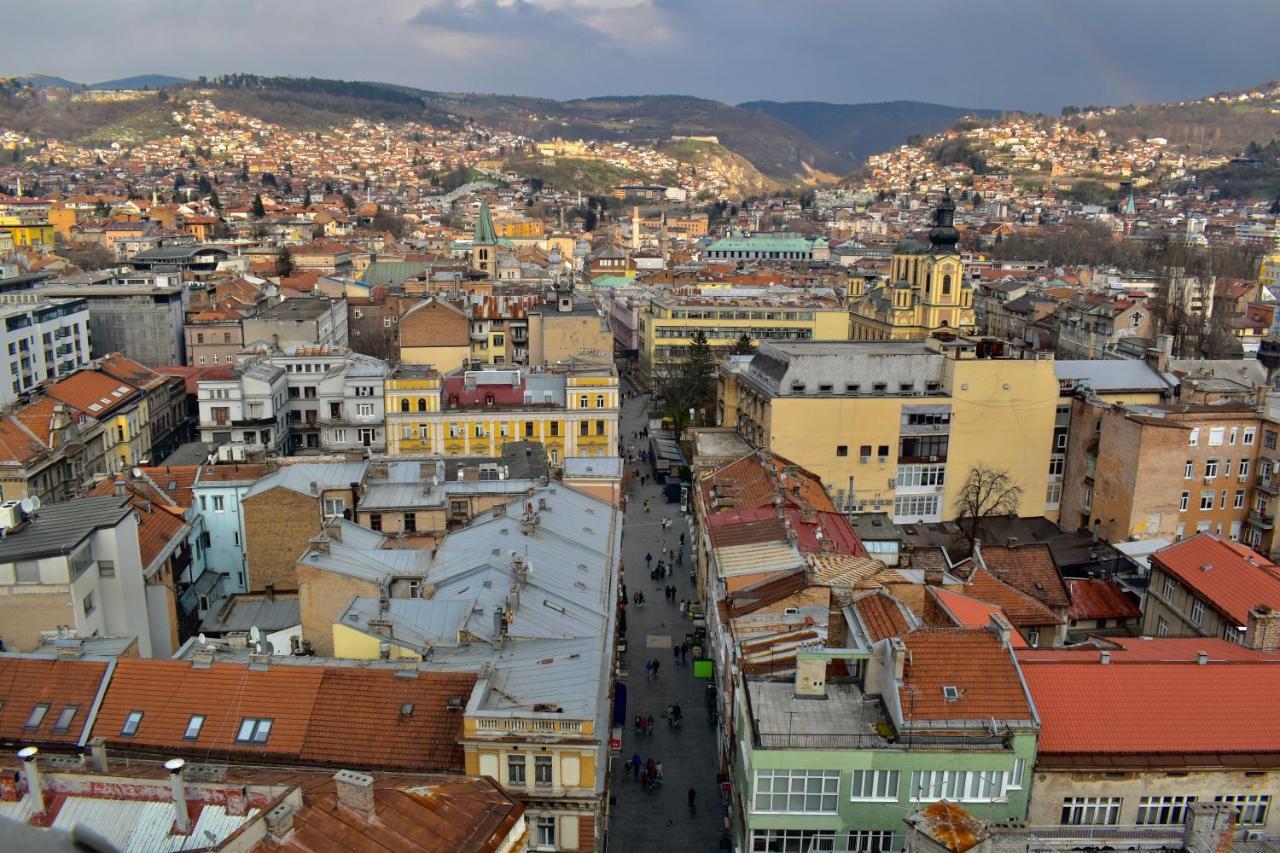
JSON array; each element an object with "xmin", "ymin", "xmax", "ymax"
[
  {"xmin": 399, "ymin": 399, "xmax": 409, "ymax": 412},
  {"xmin": 942, "ymin": 274, "xmax": 952, "ymax": 296},
  {"xmin": 417, "ymin": 398, "xmax": 427, "ymax": 412}
]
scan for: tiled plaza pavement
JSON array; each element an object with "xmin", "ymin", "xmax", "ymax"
[{"xmin": 606, "ymin": 380, "xmax": 728, "ymax": 853}]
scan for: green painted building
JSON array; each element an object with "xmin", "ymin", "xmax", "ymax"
[{"xmin": 731, "ymin": 627, "xmax": 1039, "ymax": 853}]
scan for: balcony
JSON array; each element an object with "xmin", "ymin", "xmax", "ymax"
[
  {"xmin": 1257, "ymin": 475, "xmax": 1280, "ymax": 496},
  {"xmin": 1250, "ymin": 510, "xmax": 1275, "ymax": 530}
]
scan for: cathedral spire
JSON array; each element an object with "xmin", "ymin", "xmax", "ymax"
[{"xmin": 473, "ymin": 198, "xmax": 497, "ymax": 246}]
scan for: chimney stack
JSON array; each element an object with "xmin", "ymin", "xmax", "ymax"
[
  {"xmin": 923, "ymin": 567, "xmax": 944, "ymax": 586},
  {"xmin": 334, "ymin": 769, "xmax": 376, "ymax": 819},
  {"xmin": 1100, "ymin": 650, "xmax": 1111, "ymax": 665},
  {"xmin": 1245, "ymin": 605, "xmax": 1280, "ymax": 652},
  {"xmin": 166, "ymin": 758, "xmax": 191, "ymax": 834},
  {"xmin": 18, "ymin": 747, "xmax": 42, "ymax": 814},
  {"xmin": 889, "ymin": 636, "xmax": 908, "ymax": 681},
  {"xmin": 88, "ymin": 737, "xmax": 108, "ymax": 773},
  {"xmin": 1182, "ymin": 801, "xmax": 1236, "ymax": 853},
  {"xmin": 988, "ymin": 613, "xmax": 1012, "ymax": 648},
  {"xmin": 1197, "ymin": 650, "xmax": 1209, "ymax": 665}
]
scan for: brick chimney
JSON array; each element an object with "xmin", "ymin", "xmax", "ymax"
[
  {"xmin": 334, "ymin": 769, "xmax": 376, "ymax": 819},
  {"xmin": 1245, "ymin": 605, "xmax": 1280, "ymax": 652},
  {"xmin": 1182, "ymin": 801, "xmax": 1235, "ymax": 853}
]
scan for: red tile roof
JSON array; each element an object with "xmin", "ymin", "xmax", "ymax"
[
  {"xmin": 1020, "ymin": 657, "xmax": 1280, "ymax": 757},
  {"xmin": 92, "ymin": 660, "xmax": 473, "ymax": 771},
  {"xmin": 962, "ymin": 569, "xmax": 1062, "ymax": 628},
  {"xmin": 930, "ymin": 588, "xmax": 1029, "ymax": 648},
  {"xmin": 0, "ymin": 658, "xmax": 110, "ymax": 746},
  {"xmin": 978, "ymin": 544, "xmax": 1069, "ymax": 609},
  {"xmin": 899, "ymin": 629, "xmax": 1035, "ymax": 723},
  {"xmin": 299, "ymin": 669, "xmax": 475, "ymax": 771},
  {"xmin": 854, "ymin": 593, "xmax": 911, "ymax": 642},
  {"xmin": 1152, "ymin": 534, "xmax": 1280, "ymax": 626},
  {"xmin": 1066, "ymin": 579, "xmax": 1142, "ymax": 622},
  {"xmin": 1017, "ymin": 636, "xmax": 1280, "ymax": 664},
  {"xmin": 46, "ymin": 370, "xmax": 139, "ymax": 418}
]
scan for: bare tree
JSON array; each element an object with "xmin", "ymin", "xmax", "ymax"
[{"xmin": 953, "ymin": 465, "xmax": 1023, "ymax": 554}]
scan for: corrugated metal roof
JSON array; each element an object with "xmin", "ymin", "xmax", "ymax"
[
  {"xmin": 0, "ymin": 495, "xmax": 132, "ymax": 561},
  {"xmin": 716, "ymin": 541, "xmax": 804, "ymax": 576},
  {"xmin": 51, "ymin": 798, "xmax": 256, "ymax": 852},
  {"xmin": 244, "ymin": 461, "xmax": 368, "ymax": 500}
]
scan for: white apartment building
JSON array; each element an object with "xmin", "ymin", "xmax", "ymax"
[{"xmin": 0, "ymin": 296, "xmax": 91, "ymax": 404}]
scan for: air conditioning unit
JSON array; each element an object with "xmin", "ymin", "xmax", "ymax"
[
  {"xmin": 1245, "ymin": 831, "xmax": 1266, "ymax": 841},
  {"xmin": 859, "ymin": 456, "xmax": 870, "ymax": 464},
  {"xmin": 934, "ymin": 485, "xmax": 946, "ymax": 494},
  {"xmin": 1203, "ymin": 475, "xmax": 1214, "ymax": 484},
  {"xmin": 0, "ymin": 501, "xmax": 21, "ymax": 530},
  {"xmin": 928, "ymin": 456, "xmax": 939, "ymax": 462}
]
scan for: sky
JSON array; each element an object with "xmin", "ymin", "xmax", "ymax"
[{"xmin": 6, "ymin": 0, "xmax": 1279, "ymax": 112}]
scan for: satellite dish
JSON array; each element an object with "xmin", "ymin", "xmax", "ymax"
[
  {"xmin": 132, "ymin": 467, "xmax": 143, "ymax": 479},
  {"xmin": 197, "ymin": 633, "xmax": 207, "ymax": 647},
  {"xmin": 249, "ymin": 626, "xmax": 261, "ymax": 643},
  {"xmin": 18, "ymin": 498, "xmax": 35, "ymax": 515},
  {"xmin": 27, "ymin": 496, "xmax": 40, "ymax": 511}
]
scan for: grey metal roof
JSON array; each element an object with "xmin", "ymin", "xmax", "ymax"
[
  {"xmin": 0, "ymin": 495, "xmax": 132, "ymax": 561},
  {"xmin": 131, "ymin": 245, "xmax": 228, "ymax": 261},
  {"xmin": 563, "ymin": 456, "xmax": 622, "ymax": 478},
  {"xmin": 1054, "ymin": 359, "xmax": 1171, "ymax": 392},
  {"xmin": 746, "ymin": 340, "xmax": 944, "ymax": 397},
  {"xmin": 244, "ymin": 461, "xmax": 368, "ymax": 500},
  {"xmin": 252, "ymin": 296, "xmax": 339, "ymax": 321},
  {"xmin": 200, "ymin": 595, "xmax": 301, "ymax": 634},
  {"xmin": 339, "ymin": 597, "xmax": 476, "ymax": 652}
]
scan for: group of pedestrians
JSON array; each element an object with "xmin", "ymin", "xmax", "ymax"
[
  {"xmin": 623, "ymin": 753, "xmax": 664, "ymax": 789},
  {"xmin": 671, "ymin": 642, "xmax": 692, "ymax": 664},
  {"xmin": 644, "ymin": 658, "xmax": 662, "ymax": 680}
]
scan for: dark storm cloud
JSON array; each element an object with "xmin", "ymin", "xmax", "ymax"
[{"xmin": 3, "ymin": 0, "xmax": 1277, "ymax": 111}]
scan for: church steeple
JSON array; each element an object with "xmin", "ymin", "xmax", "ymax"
[
  {"xmin": 473, "ymin": 198, "xmax": 497, "ymax": 246},
  {"xmin": 927, "ymin": 192, "xmax": 960, "ymax": 253}
]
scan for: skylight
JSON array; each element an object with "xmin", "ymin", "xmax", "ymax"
[{"xmin": 121, "ymin": 710, "xmax": 143, "ymax": 736}]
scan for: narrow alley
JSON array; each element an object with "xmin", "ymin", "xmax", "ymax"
[{"xmin": 607, "ymin": 377, "xmax": 727, "ymax": 853}]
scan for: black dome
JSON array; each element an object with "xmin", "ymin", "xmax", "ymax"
[{"xmin": 928, "ymin": 193, "xmax": 960, "ymax": 252}]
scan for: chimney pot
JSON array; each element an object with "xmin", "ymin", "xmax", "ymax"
[
  {"xmin": 1197, "ymin": 650, "xmax": 1208, "ymax": 665},
  {"xmin": 334, "ymin": 769, "xmax": 376, "ymax": 818},
  {"xmin": 88, "ymin": 737, "xmax": 108, "ymax": 773},
  {"xmin": 1100, "ymin": 650, "xmax": 1111, "ymax": 664},
  {"xmin": 18, "ymin": 747, "xmax": 43, "ymax": 814},
  {"xmin": 166, "ymin": 758, "xmax": 191, "ymax": 834}
]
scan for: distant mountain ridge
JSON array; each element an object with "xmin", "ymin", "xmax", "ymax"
[
  {"xmin": 740, "ymin": 99, "xmax": 1003, "ymax": 164},
  {"xmin": 15, "ymin": 73, "xmax": 188, "ymax": 89}
]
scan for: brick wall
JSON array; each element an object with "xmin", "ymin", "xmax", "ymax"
[
  {"xmin": 296, "ymin": 562, "xmax": 379, "ymax": 657},
  {"xmin": 0, "ymin": 589, "xmax": 75, "ymax": 651},
  {"xmin": 243, "ymin": 487, "xmax": 320, "ymax": 592}
]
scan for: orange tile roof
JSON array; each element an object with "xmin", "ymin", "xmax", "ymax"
[
  {"xmin": 930, "ymin": 588, "xmax": 1029, "ymax": 648},
  {"xmin": 47, "ymin": 370, "xmax": 139, "ymax": 418},
  {"xmin": 96, "ymin": 660, "xmax": 326, "ymax": 757},
  {"xmin": 854, "ymin": 593, "xmax": 911, "ymax": 642},
  {"xmin": 1020, "ymin": 657, "xmax": 1280, "ymax": 757},
  {"xmin": 97, "ymin": 353, "xmax": 161, "ymax": 390},
  {"xmin": 1017, "ymin": 637, "xmax": 1280, "ymax": 664},
  {"xmin": 1151, "ymin": 534, "xmax": 1280, "ymax": 626},
  {"xmin": 899, "ymin": 629, "xmax": 1035, "ymax": 723},
  {"xmin": 0, "ymin": 400, "xmax": 53, "ymax": 465},
  {"xmin": 978, "ymin": 544, "xmax": 1069, "ymax": 609},
  {"xmin": 299, "ymin": 669, "xmax": 475, "ymax": 771},
  {"xmin": 962, "ymin": 569, "xmax": 1062, "ymax": 628},
  {"xmin": 93, "ymin": 661, "xmax": 473, "ymax": 772},
  {"xmin": 0, "ymin": 658, "xmax": 110, "ymax": 746},
  {"xmin": 1065, "ymin": 579, "xmax": 1141, "ymax": 622}
]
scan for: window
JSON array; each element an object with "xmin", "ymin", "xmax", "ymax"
[
  {"xmin": 356, "ymin": 403, "xmax": 374, "ymax": 417},
  {"xmin": 536, "ymin": 816, "xmax": 556, "ymax": 848},
  {"xmin": 1027, "ymin": 630, "xmax": 1040, "ymax": 648},
  {"xmin": 596, "ymin": 395, "xmax": 605, "ymax": 408},
  {"xmin": 82, "ymin": 591, "xmax": 95, "ymax": 616},
  {"xmin": 896, "ymin": 464, "xmax": 945, "ymax": 488},
  {"xmin": 25, "ymin": 703, "xmax": 49, "ymax": 729},
  {"xmin": 1046, "ymin": 482, "xmax": 1062, "ymax": 506},
  {"xmin": 1200, "ymin": 491, "xmax": 1214, "ymax": 510},
  {"xmin": 1009, "ymin": 758, "xmax": 1026, "ymax": 789},
  {"xmin": 1241, "ymin": 458, "xmax": 1252, "ymax": 478},
  {"xmin": 235, "ymin": 717, "xmax": 273, "ymax": 744},
  {"xmin": 1204, "ymin": 459, "xmax": 1218, "ymax": 479},
  {"xmin": 1235, "ymin": 489, "xmax": 1247, "ymax": 509},
  {"xmin": 403, "ymin": 513, "xmax": 417, "ymax": 533},
  {"xmin": 1189, "ymin": 428, "xmax": 1200, "ymax": 447},
  {"xmin": 859, "ymin": 445, "xmax": 872, "ymax": 460},
  {"xmin": 1230, "ymin": 426, "xmax": 1239, "ymax": 445},
  {"xmin": 1162, "ymin": 575, "xmax": 1176, "ymax": 598},
  {"xmin": 1216, "ymin": 794, "xmax": 1271, "ymax": 826},
  {"xmin": 751, "ymin": 830, "xmax": 836, "ymax": 852},
  {"xmin": 579, "ymin": 421, "xmax": 589, "ymax": 437},
  {"xmin": 1244, "ymin": 427, "xmax": 1257, "ymax": 445},
  {"xmin": 1061, "ymin": 797, "xmax": 1122, "ymax": 825},
  {"xmin": 911, "ymin": 770, "xmax": 1017, "ymax": 803},
  {"xmin": 1208, "ymin": 427, "xmax": 1225, "ymax": 446},
  {"xmin": 14, "ymin": 560, "xmax": 38, "ymax": 584},
  {"xmin": 550, "ymin": 422, "xmax": 559, "ymax": 437},
  {"xmin": 1156, "ymin": 615, "xmax": 1169, "ymax": 637},
  {"xmin": 1049, "ymin": 456, "xmax": 1065, "ymax": 477},
  {"xmin": 579, "ymin": 395, "xmax": 589, "ymax": 408},
  {"xmin": 1185, "ymin": 460, "xmax": 1194, "ymax": 479},
  {"xmin": 1190, "ymin": 598, "xmax": 1205, "ymax": 626},
  {"xmin": 184, "ymin": 714, "xmax": 205, "ymax": 740},
  {"xmin": 369, "ymin": 513, "xmax": 382, "ymax": 532},
  {"xmin": 1180, "ymin": 491, "xmax": 1189, "ymax": 512},
  {"xmin": 52, "ymin": 705, "xmax": 77, "ymax": 732},
  {"xmin": 752, "ymin": 769, "xmax": 840, "ymax": 813},
  {"xmin": 837, "ymin": 445, "xmax": 849, "ymax": 457},
  {"xmin": 121, "ymin": 710, "xmax": 143, "ymax": 736},
  {"xmin": 848, "ymin": 831, "xmax": 897, "ymax": 853},
  {"xmin": 893, "ymin": 494, "xmax": 940, "ymax": 519},
  {"xmin": 849, "ymin": 770, "xmax": 899, "ymax": 801},
  {"xmin": 507, "ymin": 754, "xmax": 526, "ymax": 785},
  {"xmin": 323, "ymin": 497, "xmax": 346, "ymax": 518},
  {"xmin": 213, "ymin": 495, "xmax": 225, "ymax": 512},
  {"xmin": 1138, "ymin": 796, "xmax": 1196, "ymax": 825},
  {"xmin": 534, "ymin": 755, "xmax": 553, "ymax": 787}
]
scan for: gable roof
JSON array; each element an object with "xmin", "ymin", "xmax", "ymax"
[
  {"xmin": 1151, "ymin": 534, "xmax": 1280, "ymax": 626},
  {"xmin": 898, "ymin": 629, "xmax": 1036, "ymax": 724},
  {"xmin": 853, "ymin": 592, "xmax": 913, "ymax": 642},
  {"xmin": 977, "ymin": 543, "xmax": 1069, "ymax": 609},
  {"xmin": 0, "ymin": 657, "xmax": 111, "ymax": 746},
  {"xmin": 962, "ymin": 568, "xmax": 1062, "ymax": 628},
  {"xmin": 929, "ymin": 588, "xmax": 1029, "ymax": 648},
  {"xmin": 1020, "ymin": 656, "xmax": 1280, "ymax": 759}
]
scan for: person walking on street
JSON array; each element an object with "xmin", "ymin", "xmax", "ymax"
[
  {"xmin": 652, "ymin": 660, "xmax": 660, "ymax": 679},
  {"xmin": 688, "ymin": 787, "xmax": 696, "ymax": 812},
  {"xmin": 647, "ymin": 714, "xmax": 655, "ymax": 736},
  {"xmin": 645, "ymin": 552, "xmax": 652, "ymax": 571},
  {"xmin": 644, "ymin": 499, "xmax": 651, "ymax": 513},
  {"xmin": 634, "ymin": 714, "xmax": 642, "ymax": 735}
]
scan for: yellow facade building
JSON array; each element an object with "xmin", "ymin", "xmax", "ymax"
[
  {"xmin": 382, "ymin": 365, "xmax": 619, "ymax": 464},
  {"xmin": 849, "ymin": 195, "xmax": 976, "ymax": 340},
  {"xmin": 383, "ymin": 365, "xmax": 443, "ymax": 455},
  {"xmin": 0, "ymin": 216, "xmax": 55, "ymax": 248},
  {"xmin": 719, "ymin": 336, "xmax": 1059, "ymax": 523},
  {"xmin": 638, "ymin": 289, "xmax": 849, "ymax": 374}
]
